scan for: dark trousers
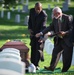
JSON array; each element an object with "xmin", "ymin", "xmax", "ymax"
[
  {"xmin": 30, "ymin": 37, "xmax": 41, "ymax": 66},
  {"xmin": 50, "ymin": 39, "xmax": 73, "ymax": 72}
]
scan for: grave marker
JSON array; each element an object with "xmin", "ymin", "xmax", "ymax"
[
  {"xmin": 7, "ymin": 12, "xmax": 10, "ymax": 19},
  {"xmin": 15, "ymin": 14, "xmax": 20, "ymax": 23}
]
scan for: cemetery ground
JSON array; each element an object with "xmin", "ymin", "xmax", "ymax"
[{"xmin": 0, "ymin": 0, "xmax": 74, "ymax": 75}]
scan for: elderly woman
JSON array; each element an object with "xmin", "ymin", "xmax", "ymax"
[{"xmin": 36, "ymin": 6, "xmax": 73, "ymax": 72}]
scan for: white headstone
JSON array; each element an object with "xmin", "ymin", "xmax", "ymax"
[
  {"xmin": 56, "ymin": 0, "xmax": 59, "ymax": 3},
  {"xmin": 44, "ymin": 39, "xmax": 54, "ymax": 55},
  {"xmin": 22, "ymin": 5, "xmax": 29, "ymax": 13},
  {"xmin": 52, "ymin": 0, "xmax": 54, "ymax": 2},
  {"xmin": 12, "ymin": 7, "xmax": 15, "ymax": 11},
  {"xmin": 62, "ymin": 2, "xmax": 69, "ymax": 11},
  {"xmin": 18, "ymin": 6, "xmax": 20, "ymax": 12},
  {"xmin": 26, "ymin": 0, "xmax": 29, "ymax": 5},
  {"xmin": 7, "ymin": 12, "xmax": 10, "ymax": 19},
  {"xmin": 2, "ymin": 4, "xmax": 5, "ymax": 8},
  {"xmin": 65, "ymin": 0, "xmax": 71, "ymax": 5},
  {"xmin": 1, "ymin": 10, "xmax": 4, "ymax": 18},
  {"xmin": 20, "ymin": 0, "xmax": 24, "ymax": 4},
  {"xmin": 71, "ymin": 47, "xmax": 74, "ymax": 65},
  {"xmin": 24, "ymin": 15, "xmax": 29, "ymax": 25},
  {"xmin": 15, "ymin": 14, "xmax": 20, "ymax": 23},
  {"xmin": 48, "ymin": 4, "xmax": 50, "ymax": 10}
]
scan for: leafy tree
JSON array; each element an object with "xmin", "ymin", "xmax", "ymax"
[{"xmin": 2, "ymin": 0, "xmax": 18, "ymax": 9}]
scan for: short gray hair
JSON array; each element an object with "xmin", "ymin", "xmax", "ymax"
[{"xmin": 52, "ymin": 6, "xmax": 62, "ymax": 13}]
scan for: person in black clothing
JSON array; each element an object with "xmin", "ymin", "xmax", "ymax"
[
  {"xmin": 71, "ymin": 16, "xmax": 74, "ymax": 43},
  {"xmin": 36, "ymin": 6, "xmax": 73, "ymax": 72},
  {"xmin": 28, "ymin": 2, "xmax": 47, "ymax": 70}
]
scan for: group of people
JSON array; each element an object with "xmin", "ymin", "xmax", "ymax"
[{"xmin": 28, "ymin": 2, "xmax": 74, "ymax": 72}]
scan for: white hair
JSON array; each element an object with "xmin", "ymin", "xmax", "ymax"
[
  {"xmin": 51, "ymin": 6, "xmax": 62, "ymax": 19},
  {"xmin": 52, "ymin": 6, "xmax": 62, "ymax": 13}
]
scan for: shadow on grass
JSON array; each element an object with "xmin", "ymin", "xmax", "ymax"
[
  {"xmin": 0, "ymin": 10, "xmax": 29, "ymax": 26},
  {"xmin": 0, "ymin": 28, "xmax": 29, "ymax": 40},
  {"xmin": 25, "ymin": 67, "xmax": 74, "ymax": 75}
]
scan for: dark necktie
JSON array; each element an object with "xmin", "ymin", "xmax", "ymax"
[
  {"xmin": 58, "ymin": 18, "xmax": 61, "ymax": 32},
  {"xmin": 58, "ymin": 18, "xmax": 63, "ymax": 38}
]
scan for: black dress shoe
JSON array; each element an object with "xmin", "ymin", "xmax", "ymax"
[
  {"xmin": 61, "ymin": 69, "xmax": 67, "ymax": 72},
  {"xmin": 44, "ymin": 66, "xmax": 54, "ymax": 71}
]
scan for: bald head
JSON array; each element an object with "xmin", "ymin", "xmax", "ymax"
[
  {"xmin": 35, "ymin": 2, "xmax": 42, "ymax": 7},
  {"xmin": 35, "ymin": 2, "xmax": 42, "ymax": 14}
]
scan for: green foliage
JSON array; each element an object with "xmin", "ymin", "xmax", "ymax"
[{"xmin": 4, "ymin": 0, "xmax": 16, "ymax": 5}]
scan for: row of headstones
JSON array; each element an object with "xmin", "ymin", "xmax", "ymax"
[
  {"xmin": 48, "ymin": 1, "xmax": 69, "ymax": 11},
  {"xmin": 1, "ymin": 0, "xmax": 69, "ymax": 13},
  {"xmin": 51, "ymin": 0, "xmax": 71, "ymax": 4},
  {"xmin": 10, "ymin": 5, "xmax": 29, "ymax": 13},
  {"xmin": 20, "ymin": 0, "xmax": 70, "ymax": 4},
  {"xmin": 0, "ymin": 3, "xmax": 69, "ymax": 25},
  {"xmin": 0, "ymin": 0, "xmax": 70, "ymax": 25},
  {"xmin": 0, "ymin": 10, "xmax": 29, "ymax": 25},
  {"xmin": 25, "ymin": 0, "xmax": 70, "ymax": 11},
  {"xmin": 52, "ymin": 0, "xmax": 59, "ymax": 3},
  {"xmin": 12, "ymin": 0, "xmax": 70, "ymax": 12},
  {"xmin": 13, "ymin": 2, "xmax": 69, "ymax": 12},
  {"xmin": 1, "ymin": 4, "xmax": 29, "ymax": 13}
]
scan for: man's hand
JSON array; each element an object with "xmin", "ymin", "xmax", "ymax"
[
  {"xmin": 36, "ymin": 32, "xmax": 52, "ymax": 38},
  {"xmin": 35, "ymin": 33, "xmax": 41, "ymax": 37},
  {"xmin": 44, "ymin": 32, "xmax": 51, "ymax": 40},
  {"xmin": 59, "ymin": 31, "xmax": 66, "ymax": 37},
  {"xmin": 29, "ymin": 29, "xmax": 33, "ymax": 36}
]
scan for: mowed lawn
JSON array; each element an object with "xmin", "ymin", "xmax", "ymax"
[{"xmin": 0, "ymin": 0, "xmax": 74, "ymax": 75}]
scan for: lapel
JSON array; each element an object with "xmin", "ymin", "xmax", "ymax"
[
  {"xmin": 54, "ymin": 16, "xmax": 63, "ymax": 32},
  {"xmin": 54, "ymin": 19, "xmax": 59, "ymax": 32},
  {"xmin": 61, "ymin": 15, "xmax": 65, "ymax": 30},
  {"xmin": 35, "ymin": 13, "xmax": 42, "ymax": 25},
  {"xmin": 34, "ymin": 12, "xmax": 39, "ymax": 23}
]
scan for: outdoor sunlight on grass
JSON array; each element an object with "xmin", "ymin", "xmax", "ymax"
[{"xmin": 0, "ymin": 0, "xmax": 74, "ymax": 75}]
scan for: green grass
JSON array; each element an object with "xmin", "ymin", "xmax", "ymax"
[{"xmin": 0, "ymin": 1, "xmax": 74, "ymax": 75}]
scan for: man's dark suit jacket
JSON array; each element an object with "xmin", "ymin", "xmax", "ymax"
[
  {"xmin": 71, "ymin": 17, "xmax": 74, "ymax": 43},
  {"xmin": 42, "ymin": 14, "xmax": 73, "ymax": 47},
  {"xmin": 28, "ymin": 8, "xmax": 47, "ymax": 35}
]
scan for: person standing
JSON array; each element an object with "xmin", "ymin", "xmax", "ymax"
[
  {"xmin": 28, "ymin": 2, "xmax": 47, "ymax": 70},
  {"xmin": 71, "ymin": 16, "xmax": 74, "ymax": 43},
  {"xmin": 36, "ymin": 6, "xmax": 73, "ymax": 72}
]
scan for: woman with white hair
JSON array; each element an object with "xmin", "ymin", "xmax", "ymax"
[{"xmin": 36, "ymin": 6, "xmax": 73, "ymax": 72}]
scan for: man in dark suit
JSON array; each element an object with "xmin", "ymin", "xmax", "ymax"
[
  {"xmin": 71, "ymin": 16, "xmax": 74, "ymax": 43},
  {"xmin": 36, "ymin": 6, "xmax": 73, "ymax": 72},
  {"xmin": 28, "ymin": 2, "xmax": 47, "ymax": 70}
]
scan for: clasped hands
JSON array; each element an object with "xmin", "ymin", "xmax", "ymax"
[{"xmin": 58, "ymin": 31, "xmax": 66, "ymax": 37}]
